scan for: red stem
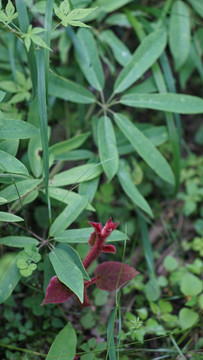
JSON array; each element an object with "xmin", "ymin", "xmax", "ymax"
[
  {"xmin": 82, "ymin": 237, "xmax": 105, "ymax": 269},
  {"xmin": 84, "ymin": 276, "xmax": 99, "ymax": 288}
]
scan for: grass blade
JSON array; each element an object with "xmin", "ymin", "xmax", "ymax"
[
  {"xmin": 138, "ymin": 215, "xmax": 155, "ymax": 277},
  {"xmin": 106, "ymin": 307, "xmax": 117, "ymax": 360},
  {"xmin": 36, "ymin": 49, "xmax": 51, "ymax": 222},
  {"xmin": 169, "ymin": 334, "xmax": 187, "ymax": 360},
  {"xmin": 44, "ymin": 0, "xmax": 54, "ymax": 91}
]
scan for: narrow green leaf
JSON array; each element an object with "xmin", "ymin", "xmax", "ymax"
[
  {"xmin": 55, "ymin": 228, "xmax": 129, "ymax": 243},
  {"xmin": 49, "ymin": 132, "xmax": 90, "ymax": 157},
  {"xmin": 120, "ymin": 93, "xmax": 203, "ymax": 114},
  {"xmin": 107, "ymin": 307, "xmax": 117, "ymax": 360},
  {"xmin": 170, "ymin": 334, "xmax": 187, "ymax": 360},
  {"xmin": 48, "ymin": 187, "xmax": 95, "ymax": 211},
  {"xmin": 0, "ymin": 119, "xmax": 39, "ymax": 139},
  {"xmin": 0, "ymin": 139, "xmax": 19, "ymax": 157},
  {"xmin": 36, "ymin": 49, "xmax": 51, "ymax": 221},
  {"xmin": 124, "ymin": 76, "xmax": 157, "ymax": 95},
  {"xmin": 100, "ymin": 30, "xmax": 132, "ymax": 66},
  {"xmin": 98, "ymin": 116, "xmax": 118, "ymax": 182},
  {"xmin": 56, "ymin": 244, "xmax": 90, "ymax": 281},
  {"xmin": 138, "ymin": 215, "xmax": 155, "ymax": 276},
  {"xmin": 66, "ymin": 26, "xmax": 90, "ymax": 67},
  {"xmin": 49, "ymin": 72, "xmax": 95, "ymax": 104},
  {"xmin": 114, "ymin": 113, "xmax": 175, "ymax": 185},
  {"xmin": 0, "ymin": 255, "xmax": 21, "ymax": 304},
  {"xmin": 0, "ymin": 197, "xmax": 7, "ymax": 205},
  {"xmin": 0, "ymin": 150, "xmax": 29, "ymax": 176},
  {"xmin": 75, "ymin": 28, "xmax": 104, "ymax": 91},
  {"xmin": 117, "ymin": 160, "xmax": 153, "ymax": 217},
  {"xmin": 0, "ymin": 90, "xmax": 5, "ymax": 102},
  {"xmin": 46, "ymin": 323, "xmax": 77, "ymax": 360},
  {"xmin": 44, "ymin": 0, "xmax": 54, "ymax": 90},
  {"xmin": 114, "ymin": 29, "xmax": 167, "ymax": 93},
  {"xmin": 93, "ymin": 0, "xmax": 133, "ymax": 12},
  {"xmin": 0, "ymin": 179, "xmax": 41, "ymax": 202},
  {"xmin": 0, "ymin": 236, "xmax": 39, "ymax": 247},
  {"xmin": 28, "ymin": 135, "xmax": 42, "ymax": 178},
  {"xmin": 50, "ymin": 196, "xmax": 88, "ymax": 236},
  {"xmin": 78, "ymin": 176, "xmax": 100, "ymax": 203},
  {"xmin": 188, "ymin": 0, "xmax": 203, "ymax": 17},
  {"xmin": 0, "ymin": 212, "xmax": 23, "ymax": 222},
  {"xmin": 49, "ymin": 248, "xmax": 84, "ymax": 302},
  {"xmin": 49, "ymin": 163, "xmax": 102, "ymax": 187},
  {"xmin": 55, "ymin": 149, "xmax": 93, "ymax": 161},
  {"xmin": 169, "ymin": 1, "xmax": 191, "ymax": 70}
]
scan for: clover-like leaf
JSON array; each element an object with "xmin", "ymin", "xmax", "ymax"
[{"xmin": 94, "ymin": 261, "xmax": 139, "ymax": 291}]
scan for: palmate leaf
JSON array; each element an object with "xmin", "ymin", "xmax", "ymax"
[
  {"xmin": 54, "ymin": 2, "xmax": 97, "ymax": 28},
  {"xmin": 0, "ymin": 0, "xmax": 17, "ymax": 24},
  {"xmin": 94, "ymin": 261, "xmax": 139, "ymax": 291}
]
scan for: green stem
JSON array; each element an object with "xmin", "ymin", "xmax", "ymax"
[
  {"xmin": 170, "ymin": 334, "xmax": 187, "ymax": 360},
  {"xmin": 0, "ymin": 343, "xmax": 46, "ymax": 357}
]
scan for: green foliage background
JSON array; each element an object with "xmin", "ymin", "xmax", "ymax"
[{"xmin": 0, "ymin": 0, "xmax": 203, "ymax": 359}]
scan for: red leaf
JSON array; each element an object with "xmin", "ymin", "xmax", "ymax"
[
  {"xmin": 102, "ymin": 217, "xmax": 119, "ymax": 236},
  {"xmin": 41, "ymin": 276, "xmax": 72, "ymax": 305},
  {"xmin": 88, "ymin": 231, "xmax": 97, "ymax": 247},
  {"xmin": 88, "ymin": 221, "xmax": 102, "ymax": 234},
  {"xmin": 102, "ymin": 244, "xmax": 116, "ymax": 254},
  {"xmin": 94, "ymin": 261, "xmax": 139, "ymax": 291}
]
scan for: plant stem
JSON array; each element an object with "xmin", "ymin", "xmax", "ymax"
[
  {"xmin": 13, "ymin": 222, "xmax": 44, "ymax": 242},
  {"xmin": 0, "ymin": 343, "xmax": 46, "ymax": 358}
]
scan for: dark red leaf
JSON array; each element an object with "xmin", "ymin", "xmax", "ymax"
[
  {"xmin": 41, "ymin": 276, "xmax": 72, "ymax": 305},
  {"xmin": 102, "ymin": 217, "xmax": 119, "ymax": 236},
  {"xmin": 102, "ymin": 244, "xmax": 116, "ymax": 254},
  {"xmin": 88, "ymin": 231, "xmax": 97, "ymax": 247},
  {"xmin": 88, "ymin": 221, "xmax": 102, "ymax": 234},
  {"xmin": 94, "ymin": 261, "xmax": 139, "ymax": 291}
]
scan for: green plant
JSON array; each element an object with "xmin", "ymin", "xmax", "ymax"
[{"xmin": 0, "ymin": 0, "xmax": 203, "ymax": 359}]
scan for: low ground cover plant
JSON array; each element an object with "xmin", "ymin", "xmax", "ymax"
[{"xmin": 0, "ymin": 0, "xmax": 203, "ymax": 359}]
